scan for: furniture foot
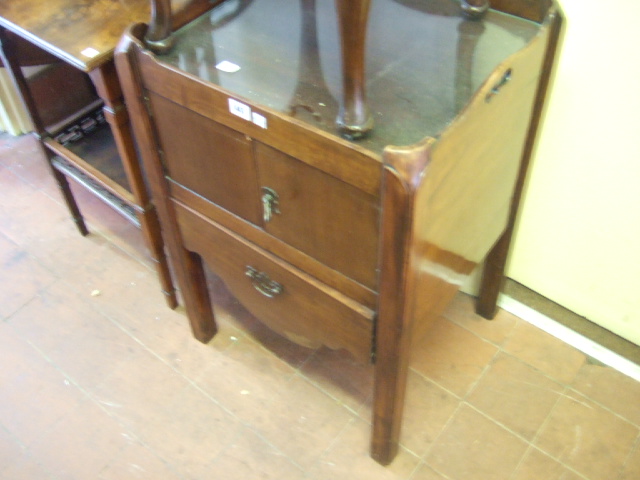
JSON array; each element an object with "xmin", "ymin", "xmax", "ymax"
[
  {"xmin": 139, "ymin": 203, "xmax": 179, "ymax": 309},
  {"xmin": 371, "ymin": 352, "xmax": 410, "ymax": 465},
  {"xmin": 182, "ymin": 249, "xmax": 217, "ymax": 342},
  {"xmin": 476, "ymin": 230, "xmax": 509, "ymax": 319},
  {"xmin": 461, "ymin": 0, "xmax": 490, "ymax": 19}
]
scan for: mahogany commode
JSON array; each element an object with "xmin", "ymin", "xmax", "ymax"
[{"xmin": 117, "ymin": 0, "xmax": 563, "ymax": 464}]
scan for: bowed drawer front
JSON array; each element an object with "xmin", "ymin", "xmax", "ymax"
[{"xmin": 174, "ymin": 201, "xmax": 374, "ymax": 363}]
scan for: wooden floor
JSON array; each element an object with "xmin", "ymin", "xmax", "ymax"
[{"xmin": 1, "ymin": 132, "xmax": 639, "ymax": 480}]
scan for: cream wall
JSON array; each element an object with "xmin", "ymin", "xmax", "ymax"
[
  {"xmin": 0, "ymin": 70, "xmax": 32, "ymax": 135},
  {"xmin": 507, "ymin": 0, "xmax": 640, "ymax": 345}
]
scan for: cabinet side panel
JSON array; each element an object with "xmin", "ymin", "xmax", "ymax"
[{"xmin": 409, "ymin": 23, "xmax": 550, "ymax": 334}]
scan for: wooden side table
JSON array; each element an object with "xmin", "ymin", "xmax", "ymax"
[{"xmin": 0, "ymin": 0, "xmax": 178, "ymax": 307}]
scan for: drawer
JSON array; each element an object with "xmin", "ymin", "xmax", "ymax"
[
  {"xmin": 148, "ymin": 92, "xmax": 262, "ymax": 224},
  {"xmin": 174, "ymin": 201, "xmax": 374, "ymax": 363},
  {"xmin": 255, "ymin": 143, "xmax": 380, "ymax": 290}
]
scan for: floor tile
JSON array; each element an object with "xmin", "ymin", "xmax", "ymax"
[
  {"xmin": 442, "ymin": 292, "xmax": 518, "ymax": 346},
  {"xmin": 308, "ymin": 417, "xmax": 419, "ymax": 480},
  {"xmin": 620, "ymin": 443, "xmax": 640, "ymax": 480},
  {"xmin": 27, "ymin": 399, "xmax": 130, "ymax": 480},
  {"xmin": 19, "ymin": 212, "xmax": 110, "ymax": 279},
  {"xmin": 511, "ymin": 448, "xmax": 585, "ymax": 480},
  {"xmin": 534, "ymin": 390, "xmax": 639, "ymax": 480},
  {"xmin": 92, "ymin": 348, "xmax": 191, "ymax": 432},
  {"xmin": 467, "ymin": 352, "xmax": 564, "ymax": 440},
  {"xmin": 410, "ymin": 463, "xmax": 448, "ymax": 480},
  {"xmin": 301, "ymin": 346, "xmax": 374, "ymax": 413},
  {"xmin": 6, "ymin": 282, "xmax": 137, "ymax": 391},
  {"xmin": 411, "ymin": 316, "xmax": 499, "ymax": 398},
  {"xmin": 133, "ymin": 384, "xmax": 242, "ymax": 480},
  {"xmin": 0, "ymin": 426, "xmax": 24, "ymax": 471},
  {"xmin": 211, "ymin": 425, "xmax": 306, "ymax": 480},
  {"xmin": 0, "ymin": 169, "xmax": 70, "ymax": 246},
  {"xmin": 0, "ymin": 324, "xmax": 86, "ymax": 447},
  {"xmin": 194, "ymin": 336, "xmax": 297, "ymax": 424},
  {"xmin": 71, "ymin": 267, "xmax": 226, "ymax": 381},
  {"xmin": 98, "ymin": 441, "xmax": 184, "ymax": 480},
  {"xmin": 4, "ymin": 135, "xmax": 57, "ymax": 193},
  {"xmin": 571, "ymin": 363, "xmax": 640, "ymax": 427},
  {"xmin": 425, "ymin": 404, "xmax": 529, "ymax": 480},
  {"xmin": 0, "ymin": 451, "xmax": 54, "ymax": 480},
  {"xmin": 0, "ymin": 234, "xmax": 56, "ymax": 319},
  {"xmin": 504, "ymin": 321, "xmax": 586, "ymax": 384},
  {"xmin": 398, "ymin": 369, "xmax": 460, "ymax": 457},
  {"xmin": 251, "ymin": 374, "xmax": 355, "ymax": 470}
]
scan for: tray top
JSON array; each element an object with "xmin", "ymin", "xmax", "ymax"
[
  {"xmin": 157, "ymin": 0, "xmax": 541, "ymax": 152},
  {"xmin": 0, "ymin": 0, "xmax": 153, "ymax": 71}
]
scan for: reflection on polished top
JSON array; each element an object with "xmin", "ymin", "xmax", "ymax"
[{"xmin": 158, "ymin": 0, "xmax": 539, "ymax": 152}]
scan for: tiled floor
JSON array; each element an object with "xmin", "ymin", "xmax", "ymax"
[{"xmin": 1, "ymin": 131, "xmax": 640, "ymax": 480}]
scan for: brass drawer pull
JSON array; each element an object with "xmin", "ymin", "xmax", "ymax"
[
  {"xmin": 245, "ymin": 266, "xmax": 283, "ymax": 298},
  {"xmin": 261, "ymin": 187, "xmax": 280, "ymax": 223}
]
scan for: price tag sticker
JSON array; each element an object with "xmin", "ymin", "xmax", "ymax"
[
  {"xmin": 81, "ymin": 47, "xmax": 100, "ymax": 58},
  {"xmin": 252, "ymin": 112, "xmax": 268, "ymax": 129},
  {"xmin": 228, "ymin": 98, "xmax": 252, "ymax": 121}
]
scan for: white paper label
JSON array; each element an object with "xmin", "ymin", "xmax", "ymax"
[
  {"xmin": 252, "ymin": 112, "xmax": 268, "ymax": 129},
  {"xmin": 228, "ymin": 98, "xmax": 251, "ymax": 121}
]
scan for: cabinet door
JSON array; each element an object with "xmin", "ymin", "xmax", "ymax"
[
  {"xmin": 255, "ymin": 143, "xmax": 379, "ymax": 290},
  {"xmin": 148, "ymin": 92, "xmax": 262, "ymax": 224}
]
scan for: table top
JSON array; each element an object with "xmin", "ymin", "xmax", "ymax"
[
  {"xmin": 158, "ymin": 0, "xmax": 540, "ymax": 153},
  {"xmin": 0, "ymin": 0, "xmax": 153, "ymax": 71}
]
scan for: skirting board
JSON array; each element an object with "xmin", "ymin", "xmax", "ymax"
[{"xmin": 498, "ymin": 294, "xmax": 640, "ymax": 383}]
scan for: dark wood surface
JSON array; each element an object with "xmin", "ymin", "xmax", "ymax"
[
  {"xmin": 0, "ymin": 0, "xmax": 150, "ymax": 71},
  {"xmin": 116, "ymin": 0, "xmax": 563, "ymax": 466}
]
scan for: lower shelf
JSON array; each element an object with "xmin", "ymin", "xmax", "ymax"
[{"xmin": 51, "ymin": 155, "xmax": 139, "ymax": 226}]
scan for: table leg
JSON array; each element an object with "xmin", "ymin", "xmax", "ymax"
[
  {"xmin": 88, "ymin": 61, "xmax": 178, "ymax": 309},
  {"xmin": 0, "ymin": 28, "xmax": 89, "ymax": 236},
  {"xmin": 477, "ymin": 9, "xmax": 563, "ymax": 319}
]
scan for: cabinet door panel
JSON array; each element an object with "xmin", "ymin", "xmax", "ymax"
[
  {"xmin": 148, "ymin": 92, "xmax": 262, "ymax": 224},
  {"xmin": 255, "ymin": 143, "xmax": 380, "ymax": 290}
]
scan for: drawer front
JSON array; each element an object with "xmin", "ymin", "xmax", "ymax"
[
  {"xmin": 255, "ymin": 143, "xmax": 380, "ymax": 290},
  {"xmin": 174, "ymin": 201, "xmax": 374, "ymax": 363},
  {"xmin": 148, "ymin": 92, "xmax": 262, "ymax": 224}
]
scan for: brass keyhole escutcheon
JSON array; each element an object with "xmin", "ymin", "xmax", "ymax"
[{"xmin": 261, "ymin": 187, "xmax": 280, "ymax": 223}]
